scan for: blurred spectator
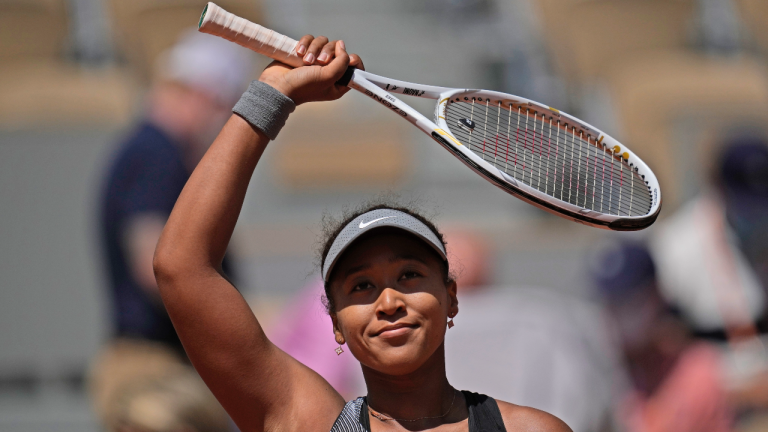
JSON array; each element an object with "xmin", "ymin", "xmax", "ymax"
[
  {"xmin": 445, "ymin": 228, "xmax": 492, "ymax": 291},
  {"xmin": 593, "ymin": 241, "xmax": 733, "ymax": 432},
  {"xmin": 717, "ymin": 139, "xmax": 768, "ymax": 297},
  {"xmin": 649, "ymin": 137, "xmax": 768, "ymax": 429},
  {"xmin": 91, "ymin": 30, "xmax": 253, "ymax": 431},
  {"xmin": 444, "ymin": 230, "xmax": 617, "ymax": 432},
  {"xmin": 650, "ymin": 137, "xmax": 768, "ymax": 342},
  {"xmin": 267, "ymin": 280, "xmax": 366, "ymax": 400}
]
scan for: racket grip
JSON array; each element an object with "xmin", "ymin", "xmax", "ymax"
[
  {"xmin": 336, "ymin": 66, "xmax": 356, "ymax": 87},
  {"xmin": 198, "ymin": 2, "xmax": 303, "ymax": 68}
]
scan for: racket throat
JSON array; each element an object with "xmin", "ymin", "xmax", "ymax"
[{"xmin": 353, "ymin": 70, "xmax": 450, "ymax": 100}]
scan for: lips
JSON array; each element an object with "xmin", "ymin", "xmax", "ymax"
[{"xmin": 374, "ymin": 322, "xmax": 418, "ymax": 339}]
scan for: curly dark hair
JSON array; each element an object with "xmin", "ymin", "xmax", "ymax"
[{"xmin": 317, "ymin": 196, "xmax": 452, "ymax": 314}]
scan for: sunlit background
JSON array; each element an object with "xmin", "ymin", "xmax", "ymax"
[{"xmin": 2, "ymin": 0, "xmax": 768, "ymax": 431}]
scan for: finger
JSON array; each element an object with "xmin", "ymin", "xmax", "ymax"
[
  {"xmin": 304, "ymin": 35, "xmax": 329, "ymax": 64},
  {"xmin": 317, "ymin": 40, "xmax": 338, "ymax": 65},
  {"xmin": 321, "ymin": 39, "xmax": 350, "ymax": 84},
  {"xmin": 296, "ymin": 35, "xmax": 314, "ymax": 57},
  {"xmin": 349, "ymin": 54, "xmax": 365, "ymax": 71}
]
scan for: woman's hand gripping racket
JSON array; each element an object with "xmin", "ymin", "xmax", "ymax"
[{"xmin": 198, "ymin": 2, "xmax": 661, "ymax": 231}]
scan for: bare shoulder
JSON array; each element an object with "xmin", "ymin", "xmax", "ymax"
[{"xmin": 495, "ymin": 400, "xmax": 573, "ymax": 432}]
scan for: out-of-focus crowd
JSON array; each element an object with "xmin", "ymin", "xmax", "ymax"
[{"xmin": 3, "ymin": 1, "xmax": 768, "ymax": 432}]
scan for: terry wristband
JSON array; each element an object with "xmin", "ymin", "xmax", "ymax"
[{"xmin": 233, "ymin": 80, "xmax": 296, "ymax": 140}]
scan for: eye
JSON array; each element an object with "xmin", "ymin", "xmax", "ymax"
[
  {"xmin": 400, "ymin": 271, "xmax": 421, "ymax": 281},
  {"xmin": 352, "ymin": 281, "xmax": 375, "ymax": 292}
]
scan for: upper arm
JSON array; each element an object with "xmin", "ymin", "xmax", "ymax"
[
  {"xmin": 496, "ymin": 401, "xmax": 573, "ymax": 432},
  {"xmin": 154, "ymin": 268, "xmax": 345, "ymax": 432},
  {"xmin": 151, "ymin": 117, "xmax": 345, "ymax": 432}
]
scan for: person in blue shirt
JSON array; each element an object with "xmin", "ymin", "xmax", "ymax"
[
  {"xmin": 92, "ymin": 30, "xmax": 253, "ymax": 432},
  {"xmin": 102, "ymin": 121, "xmax": 191, "ymax": 351}
]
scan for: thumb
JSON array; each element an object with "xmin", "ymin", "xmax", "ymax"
[{"xmin": 321, "ymin": 40, "xmax": 351, "ymax": 84}]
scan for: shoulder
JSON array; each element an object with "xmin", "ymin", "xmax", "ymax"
[{"xmin": 495, "ymin": 400, "xmax": 573, "ymax": 432}]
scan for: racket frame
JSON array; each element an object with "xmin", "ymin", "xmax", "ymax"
[{"xmin": 349, "ymin": 69, "xmax": 661, "ymax": 231}]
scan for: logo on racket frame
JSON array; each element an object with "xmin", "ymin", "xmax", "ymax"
[{"xmin": 363, "ymin": 89, "xmax": 408, "ymax": 117}]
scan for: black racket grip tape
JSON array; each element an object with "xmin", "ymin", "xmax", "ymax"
[{"xmin": 336, "ymin": 66, "xmax": 355, "ymax": 87}]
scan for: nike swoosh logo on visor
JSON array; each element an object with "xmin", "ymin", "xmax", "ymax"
[{"xmin": 359, "ymin": 216, "xmax": 396, "ymax": 229}]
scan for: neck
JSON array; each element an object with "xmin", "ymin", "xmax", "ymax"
[{"xmin": 362, "ymin": 343, "xmax": 457, "ymax": 422}]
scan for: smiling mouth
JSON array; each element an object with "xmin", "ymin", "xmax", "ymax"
[{"xmin": 374, "ymin": 323, "xmax": 418, "ymax": 338}]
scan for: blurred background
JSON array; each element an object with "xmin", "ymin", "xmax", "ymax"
[{"xmin": 2, "ymin": 0, "xmax": 768, "ymax": 431}]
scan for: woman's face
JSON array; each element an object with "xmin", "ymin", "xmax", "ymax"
[{"xmin": 329, "ymin": 229, "xmax": 458, "ymax": 376}]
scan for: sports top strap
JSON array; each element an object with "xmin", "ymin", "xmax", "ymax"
[{"xmin": 464, "ymin": 391, "xmax": 508, "ymax": 432}]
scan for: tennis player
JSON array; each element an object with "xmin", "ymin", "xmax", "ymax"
[{"xmin": 154, "ymin": 35, "xmax": 572, "ymax": 432}]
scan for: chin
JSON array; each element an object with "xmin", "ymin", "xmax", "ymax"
[{"xmin": 367, "ymin": 343, "xmax": 437, "ymax": 376}]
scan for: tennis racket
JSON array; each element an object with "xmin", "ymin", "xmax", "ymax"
[{"xmin": 198, "ymin": 2, "xmax": 661, "ymax": 231}]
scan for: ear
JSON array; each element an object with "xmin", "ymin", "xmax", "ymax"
[
  {"xmin": 446, "ymin": 279, "xmax": 459, "ymax": 318},
  {"xmin": 330, "ymin": 313, "xmax": 345, "ymax": 345}
]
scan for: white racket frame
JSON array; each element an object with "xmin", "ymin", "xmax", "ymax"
[{"xmin": 199, "ymin": 2, "xmax": 661, "ymax": 230}]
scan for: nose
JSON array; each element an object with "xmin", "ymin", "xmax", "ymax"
[{"xmin": 375, "ymin": 287, "xmax": 405, "ymax": 318}]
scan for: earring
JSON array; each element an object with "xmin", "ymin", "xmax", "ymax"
[
  {"xmin": 447, "ymin": 314, "xmax": 455, "ymax": 329},
  {"xmin": 335, "ymin": 335, "xmax": 345, "ymax": 355}
]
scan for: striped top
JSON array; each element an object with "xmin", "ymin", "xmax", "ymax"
[
  {"xmin": 329, "ymin": 398, "xmax": 367, "ymax": 432},
  {"xmin": 329, "ymin": 391, "xmax": 507, "ymax": 432}
]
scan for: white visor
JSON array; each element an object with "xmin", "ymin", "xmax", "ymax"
[{"xmin": 322, "ymin": 209, "xmax": 448, "ymax": 283}]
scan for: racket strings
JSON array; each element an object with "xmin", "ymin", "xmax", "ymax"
[
  {"xmin": 445, "ymin": 101, "xmax": 651, "ymax": 217},
  {"xmin": 473, "ymin": 111, "xmax": 648, "ymax": 216},
  {"xmin": 449, "ymin": 104, "xmax": 609, "ymax": 181},
  {"xmin": 448, "ymin": 103, "xmax": 609, "ymax": 189},
  {"xmin": 526, "ymin": 123, "xmax": 646, "ymax": 215}
]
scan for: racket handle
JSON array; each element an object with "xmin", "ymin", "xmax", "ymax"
[
  {"xmin": 337, "ymin": 66, "xmax": 356, "ymax": 87},
  {"xmin": 198, "ymin": 2, "xmax": 303, "ymax": 68}
]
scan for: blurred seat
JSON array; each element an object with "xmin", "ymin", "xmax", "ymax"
[
  {"xmin": 533, "ymin": 0, "xmax": 694, "ymax": 84},
  {"xmin": 109, "ymin": 0, "xmax": 263, "ymax": 81},
  {"xmin": 0, "ymin": 0, "xmax": 68, "ymax": 60},
  {"xmin": 272, "ymin": 101, "xmax": 411, "ymax": 190},
  {"xmin": 0, "ymin": 60, "xmax": 137, "ymax": 129},
  {"xmin": 736, "ymin": 0, "xmax": 768, "ymax": 55},
  {"xmin": 605, "ymin": 52, "xmax": 768, "ymax": 209},
  {"xmin": 0, "ymin": 0, "xmax": 138, "ymax": 129}
]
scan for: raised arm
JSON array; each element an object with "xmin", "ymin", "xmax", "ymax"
[{"xmin": 153, "ymin": 40, "xmax": 361, "ymax": 432}]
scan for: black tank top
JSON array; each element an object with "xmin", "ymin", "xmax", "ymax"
[{"xmin": 329, "ymin": 391, "xmax": 507, "ymax": 432}]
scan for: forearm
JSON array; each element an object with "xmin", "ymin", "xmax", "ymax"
[{"xmin": 155, "ymin": 114, "xmax": 267, "ymax": 277}]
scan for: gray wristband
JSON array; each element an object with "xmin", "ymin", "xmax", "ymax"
[{"xmin": 233, "ymin": 80, "xmax": 296, "ymax": 140}]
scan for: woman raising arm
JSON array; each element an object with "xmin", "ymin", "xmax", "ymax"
[
  {"xmin": 153, "ymin": 38, "xmax": 355, "ymax": 432},
  {"xmin": 154, "ymin": 36, "xmax": 572, "ymax": 432}
]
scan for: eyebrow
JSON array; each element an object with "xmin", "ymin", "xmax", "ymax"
[
  {"xmin": 390, "ymin": 254, "xmax": 429, "ymax": 266},
  {"xmin": 343, "ymin": 263, "xmax": 372, "ymax": 279}
]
